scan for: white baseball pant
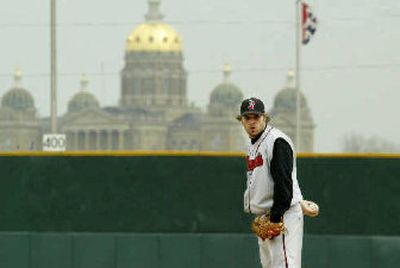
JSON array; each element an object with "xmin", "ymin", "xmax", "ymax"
[{"xmin": 258, "ymin": 202, "xmax": 304, "ymax": 268}]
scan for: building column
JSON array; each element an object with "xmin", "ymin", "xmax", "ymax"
[
  {"xmin": 73, "ymin": 130, "xmax": 78, "ymax": 151},
  {"xmin": 96, "ymin": 130, "xmax": 101, "ymax": 151},
  {"xmin": 66, "ymin": 131, "xmax": 72, "ymax": 151},
  {"xmin": 84, "ymin": 130, "xmax": 89, "ymax": 150},
  {"xmin": 119, "ymin": 130, "xmax": 124, "ymax": 150},
  {"xmin": 107, "ymin": 130, "xmax": 113, "ymax": 151}
]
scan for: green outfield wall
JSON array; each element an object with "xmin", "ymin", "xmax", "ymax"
[
  {"xmin": 0, "ymin": 153, "xmax": 398, "ymax": 235},
  {"xmin": 0, "ymin": 232, "xmax": 399, "ymax": 268},
  {"xmin": 0, "ymin": 153, "xmax": 399, "ymax": 267}
]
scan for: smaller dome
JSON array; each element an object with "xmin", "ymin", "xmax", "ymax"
[
  {"xmin": 68, "ymin": 92, "xmax": 100, "ymax": 113},
  {"xmin": 2, "ymin": 88, "xmax": 35, "ymax": 110},
  {"xmin": 1, "ymin": 68, "xmax": 35, "ymax": 110},
  {"xmin": 210, "ymin": 83, "xmax": 243, "ymax": 107},
  {"xmin": 272, "ymin": 70, "xmax": 308, "ymax": 110},
  {"xmin": 210, "ymin": 64, "xmax": 243, "ymax": 107},
  {"xmin": 273, "ymin": 88, "xmax": 307, "ymax": 110},
  {"xmin": 208, "ymin": 65, "xmax": 243, "ymax": 118},
  {"xmin": 67, "ymin": 74, "xmax": 100, "ymax": 113}
]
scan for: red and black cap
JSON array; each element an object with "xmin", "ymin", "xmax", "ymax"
[{"xmin": 239, "ymin": 97, "xmax": 265, "ymax": 116}]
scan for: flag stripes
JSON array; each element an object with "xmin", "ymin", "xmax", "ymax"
[{"xmin": 302, "ymin": 2, "xmax": 317, "ymax": 45}]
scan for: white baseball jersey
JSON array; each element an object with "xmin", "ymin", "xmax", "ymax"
[{"xmin": 243, "ymin": 125, "xmax": 303, "ymax": 215}]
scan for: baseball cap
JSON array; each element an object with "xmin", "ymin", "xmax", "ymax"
[{"xmin": 239, "ymin": 97, "xmax": 265, "ymax": 117}]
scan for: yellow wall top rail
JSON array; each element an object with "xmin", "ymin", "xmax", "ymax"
[{"xmin": 0, "ymin": 150, "xmax": 399, "ymax": 158}]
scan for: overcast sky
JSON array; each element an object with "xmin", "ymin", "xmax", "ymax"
[{"xmin": 0, "ymin": 0, "xmax": 399, "ymax": 152}]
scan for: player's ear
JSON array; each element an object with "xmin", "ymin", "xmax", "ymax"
[{"xmin": 236, "ymin": 115, "xmax": 242, "ymax": 122}]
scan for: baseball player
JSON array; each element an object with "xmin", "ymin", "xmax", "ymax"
[{"xmin": 237, "ymin": 97, "xmax": 306, "ymax": 268}]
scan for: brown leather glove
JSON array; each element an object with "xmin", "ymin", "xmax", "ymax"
[{"xmin": 251, "ymin": 214, "xmax": 285, "ymax": 240}]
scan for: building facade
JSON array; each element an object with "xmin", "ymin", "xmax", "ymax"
[
  {"xmin": 0, "ymin": 69, "xmax": 41, "ymax": 151},
  {"xmin": 0, "ymin": 0, "xmax": 314, "ymax": 152},
  {"xmin": 59, "ymin": 0, "xmax": 244, "ymax": 152}
]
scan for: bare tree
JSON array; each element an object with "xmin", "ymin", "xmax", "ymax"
[{"xmin": 342, "ymin": 134, "xmax": 400, "ymax": 153}]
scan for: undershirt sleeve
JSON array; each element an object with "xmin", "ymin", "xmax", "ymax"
[{"xmin": 269, "ymin": 138, "xmax": 294, "ymax": 223}]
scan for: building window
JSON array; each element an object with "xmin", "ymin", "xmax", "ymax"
[
  {"xmin": 144, "ymin": 78, "xmax": 155, "ymax": 94},
  {"xmin": 133, "ymin": 78, "xmax": 141, "ymax": 95},
  {"xmin": 169, "ymin": 79, "xmax": 178, "ymax": 95},
  {"xmin": 140, "ymin": 79, "xmax": 146, "ymax": 95},
  {"xmin": 179, "ymin": 78, "xmax": 185, "ymax": 95},
  {"xmin": 163, "ymin": 78, "xmax": 169, "ymax": 95}
]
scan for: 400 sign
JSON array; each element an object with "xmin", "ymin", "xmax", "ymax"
[{"xmin": 42, "ymin": 134, "xmax": 66, "ymax": 152}]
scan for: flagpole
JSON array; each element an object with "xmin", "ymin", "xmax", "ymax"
[
  {"xmin": 295, "ymin": 0, "xmax": 302, "ymax": 152},
  {"xmin": 50, "ymin": 0, "xmax": 57, "ymax": 133}
]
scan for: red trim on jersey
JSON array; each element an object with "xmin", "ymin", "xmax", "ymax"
[
  {"xmin": 246, "ymin": 154, "xmax": 264, "ymax": 171},
  {"xmin": 282, "ymin": 234, "xmax": 289, "ymax": 268}
]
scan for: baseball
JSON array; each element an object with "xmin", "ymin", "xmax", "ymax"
[{"xmin": 301, "ymin": 200, "xmax": 319, "ymax": 217}]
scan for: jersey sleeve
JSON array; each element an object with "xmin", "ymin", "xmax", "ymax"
[{"xmin": 269, "ymin": 138, "xmax": 294, "ymax": 223}]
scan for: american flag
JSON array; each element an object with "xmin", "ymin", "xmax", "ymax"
[{"xmin": 302, "ymin": 2, "xmax": 317, "ymax": 45}]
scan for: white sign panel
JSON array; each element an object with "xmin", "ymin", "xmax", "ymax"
[{"xmin": 42, "ymin": 134, "xmax": 66, "ymax": 152}]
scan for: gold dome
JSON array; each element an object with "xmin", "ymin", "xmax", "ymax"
[{"xmin": 126, "ymin": 23, "xmax": 182, "ymax": 52}]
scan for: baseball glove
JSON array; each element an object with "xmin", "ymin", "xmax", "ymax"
[
  {"xmin": 300, "ymin": 200, "xmax": 319, "ymax": 217},
  {"xmin": 251, "ymin": 214, "xmax": 285, "ymax": 240}
]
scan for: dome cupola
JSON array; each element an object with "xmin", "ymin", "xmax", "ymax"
[
  {"xmin": 126, "ymin": 0, "xmax": 182, "ymax": 53},
  {"xmin": 273, "ymin": 69, "xmax": 307, "ymax": 110},
  {"xmin": 1, "ymin": 68, "xmax": 35, "ymax": 111},
  {"xmin": 67, "ymin": 74, "xmax": 100, "ymax": 113},
  {"xmin": 209, "ymin": 64, "xmax": 243, "ymax": 117}
]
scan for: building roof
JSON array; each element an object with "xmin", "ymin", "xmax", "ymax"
[
  {"xmin": 170, "ymin": 112, "xmax": 203, "ymax": 128},
  {"xmin": 67, "ymin": 74, "xmax": 100, "ymax": 113},
  {"xmin": 125, "ymin": 0, "xmax": 182, "ymax": 53},
  {"xmin": 273, "ymin": 88, "xmax": 307, "ymax": 110},
  {"xmin": 210, "ymin": 64, "xmax": 243, "ymax": 107},
  {"xmin": 1, "ymin": 68, "xmax": 35, "ymax": 111},
  {"xmin": 68, "ymin": 91, "xmax": 100, "ymax": 113}
]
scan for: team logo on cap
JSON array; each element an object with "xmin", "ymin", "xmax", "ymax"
[{"xmin": 248, "ymin": 99, "xmax": 256, "ymax": 110}]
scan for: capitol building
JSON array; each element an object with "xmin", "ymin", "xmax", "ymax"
[{"xmin": 0, "ymin": 0, "xmax": 314, "ymax": 152}]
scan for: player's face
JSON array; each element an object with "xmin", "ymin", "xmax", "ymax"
[{"xmin": 241, "ymin": 114, "xmax": 266, "ymax": 138}]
